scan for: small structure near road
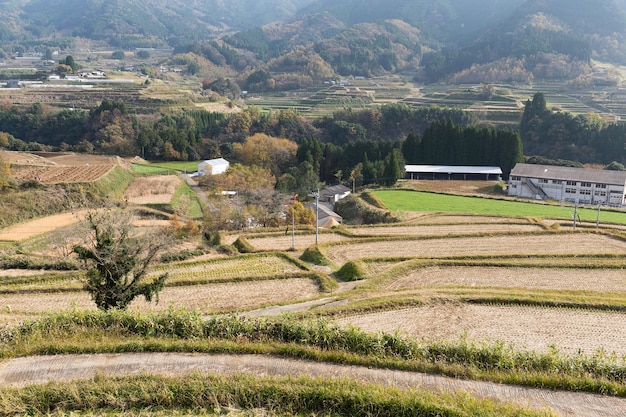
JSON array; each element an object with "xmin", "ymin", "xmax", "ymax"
[
  {"xmin": 405, "ymin": 165, "xmax": 503, "ymax": 181},
  {"xmin": 198, "ymin": 158, "xmax": 229, "ymax": 176}
]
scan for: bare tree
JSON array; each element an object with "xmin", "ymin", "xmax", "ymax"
[{"xmin": 73, "ymin": 208, "xmax": 170, "ymax": 310}]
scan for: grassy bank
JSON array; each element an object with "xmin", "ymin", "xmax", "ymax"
[
  {"xmin": 0, "ymin": 373, "xmax": 552, "ymax": 417},
  {"xmin": 1, "ymin": 310, "xmax": 624, "ymax": 398},
  {"xmin": 0, "ymin": 166, "xmax": 134, "ymax": 229}
]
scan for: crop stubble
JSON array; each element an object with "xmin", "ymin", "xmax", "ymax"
[
  {"xmin": 324, "ymin": 233, "xmax": 626, "ymax": 264},
  {"xmin": 0, "ymin": 278, "xmax": 320, "ymax": 322},
  {"xmin": 335, "ymin": 304, "xmax": 626, "ymax": 356}
]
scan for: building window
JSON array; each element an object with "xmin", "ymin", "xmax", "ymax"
[
  {"xmin": 595, "ymin": 191, "xmax": 607, "ymax": 197},
  {"xmin": 553, "ymin": 180, "xmax": 562, "ymax": 184},
  {"xmin": 581, "ymin": 182, "xmax": 592, "ymax": 187},
  {"xmin": 581, "ymin": 189, "xmax": 591, "ymax": 195},
  {"xmin": 566, "ymin": 181, "xmax": 577, "ymax": 186},
  {"xmin": 597, "ymin": 184, "xmax": 607, "ymax": 189},
  {"xmin": 565, "ymin": 188, "xmax": 576, "ymax": 194},
  {"xmin": 539, "ymin": 179, "xmax": 548, "ymax": 184}
]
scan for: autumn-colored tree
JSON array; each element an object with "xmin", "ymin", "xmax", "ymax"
[
  {"xmin": 232, "ymin": 133, "xmax": 297, "ymax": 177},
  {"xmin": 0, "ymin": 153, "xmax": 11, "ymax": 188},
  {"xmin": 0, "ymin": 132, "xmax": 10, "ymax": 148},
  {"xmin": 199, "ymin": 163, "xmax": 275, "ymax": 193},
  {"xmin": 286, "ymin": 201, "xmax": 315, "ymax": 226}
]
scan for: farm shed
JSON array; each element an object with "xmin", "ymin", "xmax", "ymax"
[
  {"xmin": 198, "ymin": 158, "xmax": 229, "ymax": 176},
  {"xmin": 405, "ymin": 165, "xmax": 503, "ymax": 181},
  {"xmin": 320, "ymin": 184, "xmax": 351, "ymax": 204},
  {"xmin": 508, "ymin": 163, "xmax": 626, "ymax": 207}
]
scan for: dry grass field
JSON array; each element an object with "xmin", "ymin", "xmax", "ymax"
[
  {"xmin": 5, "ymin": 151, "xmax": 126, "ymax": 184},
  {"xmin": 335, "ymin": 304, "xmax": 626, "ymax": 356},
  {"xmin": 3, "ymin": 180, "xmax": 626, "ymax": 415},
  {"xmin": 123, "ymin": 175, "xmax": 181, "ymax": 204},
  {"xmin": 0, "ymin": 278, "xmax": 320, "ymax": 320},
  {"xmin": 0, "ymin": 210, "xmax": 88, "ymax": 242},
  {"xmin": 323, "ymin": 233, "xmax": 626, "ymax": 264}
]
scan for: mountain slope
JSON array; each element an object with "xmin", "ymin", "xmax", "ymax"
[
  {"xmin": 14, "ymin": 0, "xmax": 318, "ymax": 46},
  {"xmin": 422, "ymin": 0, "xmax": 626, "ymax": 82}
]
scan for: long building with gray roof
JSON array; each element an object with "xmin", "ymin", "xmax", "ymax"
[{"xmin": 508, "ymin": 163, "xmax": 626, "ymax": 206}]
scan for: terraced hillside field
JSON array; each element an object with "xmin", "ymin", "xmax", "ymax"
[{"xmin": 2, "ymin": 192, "xmax": 626, "ymax": 416}]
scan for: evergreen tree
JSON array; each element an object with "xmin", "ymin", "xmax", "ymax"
[
  {"xmin": 401, "ymin": 129, "xmax": 420, "ymax": 163},
  {"xmin": 382, "ymin": 149, "xmax": 404, "ymax": 186}
]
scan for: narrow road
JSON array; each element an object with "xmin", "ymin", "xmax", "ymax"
[{"xmin": 0, "ymin": 352, "xmax": 624, "ymax": 416}]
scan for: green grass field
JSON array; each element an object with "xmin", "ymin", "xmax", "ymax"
[
  {"xmin": 171, "ymin": 182, "xmax": 204, "ymax": 218},
  {"xmin": 131, "ymin": 161, "xmax": 201, "ymax": 174},
  {"xmin": 373, "ymin": 190, "xmax": 626, "ymax": 225}
]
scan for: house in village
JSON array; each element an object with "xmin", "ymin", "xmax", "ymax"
[
  {"xmin": 320, "ymin": 184, "xmax": 351, "ymax": 204},
  {"xmin": 306, "ymin": 184, "xmax": 351, "ymax": 228},
  {"xmin": 508, "ymin": 163, "xmax": 626, "ymax": 207},
  {"xmin": 197, "ymin": 158, "xmax": 229, "ymax": 176}
]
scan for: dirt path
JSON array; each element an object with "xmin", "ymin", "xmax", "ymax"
[{"xmin": 0, "ymin": 352, "xmax": 623, "ymax": 416}]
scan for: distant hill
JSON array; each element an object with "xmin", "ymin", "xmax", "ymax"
[
  {"xmin": 421, "ymin": 0, "xmax": 626, "ymax": 82},
  {"xmin": 3, "ymin": 0, "xmax": 626, "ymax": 84},
  {"xmin": 4, "ymin": 0, "xmax": 318, "ymax": 47}
]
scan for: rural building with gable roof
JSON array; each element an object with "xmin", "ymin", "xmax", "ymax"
[
  {"xmin": 508, "ymin": 163, "xmax": 626, "ymax": 207},
  {"xmin": 198, "ymin": 158, "xmax": 229, "ymax": 176},
  {"xmin": 404, "ymin": 165, "xmax": 503, "ymax": 181}
]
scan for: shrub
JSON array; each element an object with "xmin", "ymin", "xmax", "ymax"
[
  {"xmin": 361, "ymin": 191, "xmax": 387, "ymax": 209},
  {"xmin": 335, "ymin": 195, "xmax": 399, "ymax": 225},
  {"xmin": 335, "ymin": 260, "xmax": 368, "ymax": 281},
  {"xmin": 233, "ymin": 236, "xmax": 255, "ymax": 253},
  {"xmin": 300, "ymin": 245, "xmax": 331, "ymax": 266}
]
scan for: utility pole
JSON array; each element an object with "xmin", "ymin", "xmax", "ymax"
[
  {"xmin": 573, "ymin": 202, "xmax": 578, "ymax": 230},
  {"xmin": 314, "ymin": 189, "xmax": 319, "ymax": 245},
  {"xmin": 596, "ymin": 204, "xmax": 601, "ymax": 229},
  {"xmin": 291, "ymin": 193, "xmax": 297, "ymax": 249}
]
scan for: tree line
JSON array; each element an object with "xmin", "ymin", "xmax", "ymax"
[
  {"xmin": 14, "ymin": 95, "xmax": 623, "ymax": 190},
  {"xmin": 520, "ymin": 92, "xmax": 626, "ymax": 165}
]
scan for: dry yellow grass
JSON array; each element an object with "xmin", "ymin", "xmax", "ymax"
[
  {"xmin": 123, "ymin": 175, "xmax": 181, "ymax": 204},
  {"xmin": 0, "ymin": 278, "xmax": 321, "ymax": 323},
  {"xmin": 384, "ymin": 266, "xmax": 626, "ymax": 293},
  {"xmin": 348, "ymin": 223, "xmax": 544, "ymax": 236},
  {"xmin": 324, "ymin": 233, "xmax": 626, "ymax": 264},
  {"xmin": 0, "ymin": 210, "xmax": 89, "ymax": 242},
  {"xmin": 336, "ymin": 304, "xmax": 626, "ymax": 356}
]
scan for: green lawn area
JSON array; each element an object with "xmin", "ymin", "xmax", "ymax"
[
  {"xmin": 373, "ymin": 190, "xmax": 626, "ymax": 225},
  {"xmin": 131, "ymin": 161, "xmax": 201, "ymax": 174},
  {"xmin": 171, "ymin": 182, "xmax": 204, "ymax": 219}
]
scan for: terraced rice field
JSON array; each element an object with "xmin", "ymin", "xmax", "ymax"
[
  {"xmin": 384, "ymin": 266, "xmax": 626, "ymax": 293},
  {"xmin": 10, "ymin": 164, "xmax": 115, "ymax": 183},
  {"xmin": 0, "ymin": 277, "xmax": 321, "ymax": 323},
  {"xmin": 335, "ymin": 304, "xmax": 626, "ymax": 356},
  {"xmin": 323, "ymin": 233, "xmax": 626, "ymax": 264},
  {"xmin": 123, "ymin": 175, "xmax": 181, "ymax": 204},
  {"xmin": 347, "ymin": 223, "xmax": 544, "ymax": 236}
]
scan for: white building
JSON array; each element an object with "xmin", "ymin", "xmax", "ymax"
[
  {"xmin": 405, "ymin": 165, "xmax": 503, "ymax": 181},
  {"xmin": 508, "ymin": 163, "xmax": 626, "ymax": 207},
  {"xmin": 198, "ymin": 158, "xmax": 229, "ymax": 176},
  {"xmin": 320, "ymin": 184, "xmax": 351, "ymax": 204}
]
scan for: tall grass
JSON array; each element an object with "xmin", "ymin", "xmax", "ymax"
[
  {"xmin": 1, "ymin": 310, "xmax": 624, "ymax": 396},
  {"xmin": 0, "ymin": 373, "xmax": 552, "ymax": 417}
]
